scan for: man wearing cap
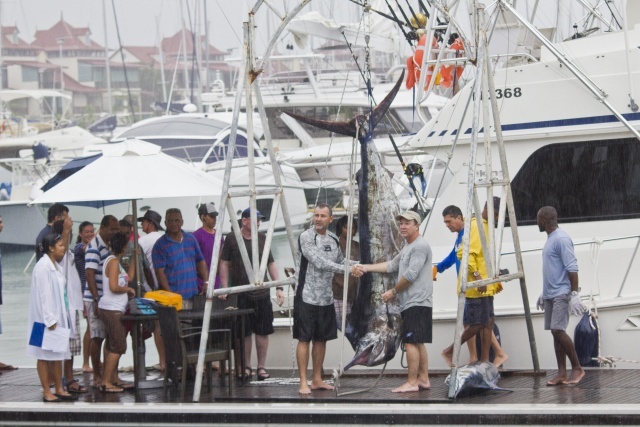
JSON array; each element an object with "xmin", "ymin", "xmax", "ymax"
[
  {"xmin": 138, "ymin": 211, "xmax": 164, "ymax": 290},
  {"xmin": 441, "ymin": 197, "xmax": 505, "ymax": 367},
  {"xmin": 219, "ymin": 207, "xmax": 283, "ymax": 381},
  {"xmin": 357, "ymin": 210, "xmax": 433, "ymax": 393},
  {"xmin": 294, "ymin": 203, "xmax": 362, "ymax": 394},
  {"xmin": 137, "ymin": 210, "xmax": 165, "ymax": 371},
  {"xmin": 152, "ymin": 208, "xmax": 208, "ymax": 309},
  {"xmin": 193, "ymin": 203, "xmax": 224, "ymax": 293}
]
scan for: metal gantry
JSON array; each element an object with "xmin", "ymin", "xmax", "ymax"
[
  {"xmin": 191, "ymin": 0, "xmax": 311, "ymax": 402},
  {"xmin": 447, "ymin": 1, "xmax": 539, "ymax": 398}
]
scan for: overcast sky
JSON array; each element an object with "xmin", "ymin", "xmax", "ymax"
[{"xmin": 0, "ymin": 0, "xmax": 361, "ymax": 54}]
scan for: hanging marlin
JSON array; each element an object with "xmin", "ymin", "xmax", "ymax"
[{"xmin": 283, "ymin": 71, "xmax": 405, "ymax": 369}]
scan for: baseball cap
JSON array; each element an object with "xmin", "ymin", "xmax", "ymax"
[
  {"xmin": 137, "ymin": 210, "xmax": 164, "ymax": 231},
  {"xmin": 198, "ymin": 202, "xmax": 218, "ymax": 217},
  {"xmin": 395, "ymin": 210, "xmax": 422, "ymax": 225},
  {"xmin": 242, "ymin": 208, "xmax": 265, "ymax": 220}
]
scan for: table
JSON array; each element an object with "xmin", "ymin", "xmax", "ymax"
[{"xmin": 123, "ymin": 308, "xmax": 254, "ymax": 389}]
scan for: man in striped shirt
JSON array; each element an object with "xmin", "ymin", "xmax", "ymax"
[
  {"xmin": 84, "ymin": 214, "xmax": 119, "ymax": 389},
  {"xmin": 152, "ymin": 208, "xmax": 208, "ymax": 309}
]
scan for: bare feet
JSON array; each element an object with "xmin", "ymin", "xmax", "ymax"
[
  {"xmin": 493, "ymin": 352, "xmax": 509, "ymax": 368},
  {"xmin": 441, "ymin": 349, "xmax": 453, "ymax": 367},
  {"xmin": 299, "ymin": 383, "xmax": 311, "ymax": 394},
  {"xmin": 417, "ymin": 380, "xmax": 431, "ymax": 390},
  {"xmin": 311, "ymin": 381, "xmax": 334, "ymax": 391},
  {"xmin": 566, "ymin": 368, "xmax": 585, "ymax": 385},
  {"xmin": 392, "ymin": 382, "xmax": 420, "ymax": 393},
  {"xmin": 82, "ymin": 365, "xmax": 92, "ymax": 373},
  {"xmin": 546, "ymin": 375, "xmax": 567, "ymax": 386}
]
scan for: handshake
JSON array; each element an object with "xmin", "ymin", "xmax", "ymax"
[{"xmin": 351, "ymin": 264, "xmax": 367, "ymax": 278}]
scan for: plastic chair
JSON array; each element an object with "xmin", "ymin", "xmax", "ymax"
[{"xmin": 156, "ymin": 305, "xmax": 232, "ymax": 399}]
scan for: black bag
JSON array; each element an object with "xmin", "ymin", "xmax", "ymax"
[{"xmin": 574, "ymin": 311, "xmax": 599, "ymax": 367}]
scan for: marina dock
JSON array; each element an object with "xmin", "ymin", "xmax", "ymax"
[{"xmin": 0, "ymin": 367, "xmax": 640, "ymax": 425}]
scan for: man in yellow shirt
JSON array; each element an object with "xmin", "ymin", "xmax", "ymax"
[{"xmin": 442, "ymin": 197, "xmax": 507, "ymax": 367}]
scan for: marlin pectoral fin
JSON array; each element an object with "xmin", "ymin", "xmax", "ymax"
[
  {"xmin": 281, "ymin": 111, "xmax": 358, "ymax": 138},
  {"xmin": 369, "ymin": 70, "xmax": 405, "ymax": 133}
]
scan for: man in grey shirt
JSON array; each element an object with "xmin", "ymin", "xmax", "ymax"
[
  {"xmin": 294, "ymin": 203, "xmax": 361, "ymax": 394},
  {"xmin": 536, "ymin": 206, "xmax": 585, "ymax": 385},
  {"xmin": 359, "ymin": 210, "xmax": 433, "ymax": 393}
]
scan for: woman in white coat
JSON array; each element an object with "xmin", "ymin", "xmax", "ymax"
[
  {"xmin": 27, "ymin": 233, "xmax": 76, "ymax": 402},
  {"xmin": 52, "ymin": 219, "xmax": 88, "ymax": 394}
]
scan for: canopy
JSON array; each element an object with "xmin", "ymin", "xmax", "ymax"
[{"xmin": 30, "ymin": 139, "xmax": 222, "ymax": 205}]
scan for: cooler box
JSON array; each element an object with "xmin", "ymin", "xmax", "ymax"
[{"xmin": 144, "ymin": 290, "xmax": 183, "ymax": 311}]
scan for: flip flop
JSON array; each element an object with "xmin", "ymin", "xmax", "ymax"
[
  {"xmin": 0, "ymin": 364, "xmax": 17, "ymax": 371},
  {"xmin": 43, "ymin": 396, "xmax": 61, "ymax": 403},
  {"xmin": 100, "ymin": 385, "xmax": 124, "ymax": 393},
  {"xmin": 257, "ymin": 368, "xmax": 270, "ymax": 381},
  {"xmin": 53, "ymin": 393, "xmax": 78, "ymax": 401},
  {"xmin": 114, "ymin": 381, "xmax": 135, "ymax": 390},
  {"xmin": 65, "ymin": 379, "xmax": 88, "ymax": 394}
]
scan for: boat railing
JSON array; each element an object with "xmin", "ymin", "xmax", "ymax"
[{"xmin": 502, "ymin": 233, "xmax": 640, "ymax": 299}]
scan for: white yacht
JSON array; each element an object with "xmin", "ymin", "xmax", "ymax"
[{"xmin": 109, "ymin": 113, "xmax": 310, "ymax": 233}]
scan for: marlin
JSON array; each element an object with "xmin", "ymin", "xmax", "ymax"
[
  {"xmin": 444, "ymin": 362, "xmax": 506, "ymax": 398},
  {"xmin": 284, "ymin": 71, "xmax": 406, "ymax": 369}
]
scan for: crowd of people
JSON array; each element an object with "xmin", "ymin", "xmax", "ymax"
[{"xmin": 23, "ymin": 198, "xmax": 586, "ymax": 402}]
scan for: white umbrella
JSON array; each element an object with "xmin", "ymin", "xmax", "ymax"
[{"xmin": 30, "ymin": 138, "xmax": 222, "ymax": 204}]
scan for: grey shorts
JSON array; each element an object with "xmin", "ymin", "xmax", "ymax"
[
  {"xmin": 69, "ymin": 311, "xmax": 82, "ymax": 357},
  {"xmin": 84, "ymin": 300, "xmax": 105, "ymax": 339},
  {"xmin": 544, "ymin": 294, "xmax": 570, "ymax": 331}
]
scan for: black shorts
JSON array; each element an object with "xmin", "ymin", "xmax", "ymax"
[
  {"xmin": 238, "ymin": 293, "xmax": 275, "ymax": 336},
  {"xmin": 463, "ymin": 296, "xmax": 494, "ymax": 326},
  {"xmin": 293, "ymin": 298, "xmax": 337, "ymax": 342},
  {"xmin": 401, "ymin": 305, "xmax": 432, "ymax": 344}
]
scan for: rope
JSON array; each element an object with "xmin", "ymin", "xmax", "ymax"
[{"xmin": 588, "ymin": 238, "xmax": 603, "ymax": 302}]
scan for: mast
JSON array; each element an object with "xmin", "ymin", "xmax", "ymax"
[
  {"xmin": 102, "ymin": 0, "xmax": 112, "ymax": 114},
  {"xmin": 179, "ymin": 0, "xmax": 190, "ymax": 100},
  {"xmin": 156, "ymin": 15, "xmax": 167, "ymax": 103}
]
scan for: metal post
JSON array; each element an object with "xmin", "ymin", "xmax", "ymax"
[{"xmin": 447, "ymin": 3, "xmax": 484, "ymax": 398}]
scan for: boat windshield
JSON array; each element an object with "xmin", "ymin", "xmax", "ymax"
[{"xmin": 203, "ymin": 133, "xmax": 263, "ymax": 164}]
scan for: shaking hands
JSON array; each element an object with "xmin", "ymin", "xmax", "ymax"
[{"xmin": 351, "ymin": 264, "xmax": 366, "ymax": 277}]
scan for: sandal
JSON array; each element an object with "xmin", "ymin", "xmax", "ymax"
[
  {"xmin": 257, "ymin": 367, "xmax": 270, "ymax": 381},
  {"xmin": 237, "ymin": 367, "xmax": 252, "ymax": 380},
  {"xmin": 100, "ymin": 385, "xmax": 124, "ymax": 393},
  {"xmin": 66, "ymin": 379, "xmax": 88, "ymax": 394}
]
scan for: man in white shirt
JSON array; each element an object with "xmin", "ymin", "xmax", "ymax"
[{"xmin": 137, "ymin": 210, "xmax": 165, "ymax": 371}]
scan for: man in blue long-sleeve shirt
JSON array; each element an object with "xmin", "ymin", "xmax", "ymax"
[{"xmin": 435, "ymin": 205, "xmax": 508, "ymax": 367}]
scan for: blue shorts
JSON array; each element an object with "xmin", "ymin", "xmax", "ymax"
[{"xmin": 463, "ymin": 296, "xmax": 494, "ymax": 326}]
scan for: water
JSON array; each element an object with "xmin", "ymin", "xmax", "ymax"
[{"xmin": 0, "ymin": 233, "xmax": 298, "ymax": 369}]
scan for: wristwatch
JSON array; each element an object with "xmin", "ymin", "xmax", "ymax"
[
  {"xmin": 570, "ymin": 290, "xmax": 579, "ymax": 296},
  {"xmin": 391, "ymin": 288, "xmax": 398, "ymax": 296}
]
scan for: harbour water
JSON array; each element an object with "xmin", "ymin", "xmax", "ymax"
[{"xmin": 0, "ymin": 231, "xmax": 299, "ymax": 370}]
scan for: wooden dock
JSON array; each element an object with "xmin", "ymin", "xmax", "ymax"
[{"xmin": 0, "ymin": 367, "xmax": 639, "ymax": 425}]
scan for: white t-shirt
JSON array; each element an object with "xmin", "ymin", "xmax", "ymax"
[
  {"xmin": 99, "ymin": 255, "xmax": 129, "ymax": 313},
  {"xmin": 138, "ymin": 231, "xmax": 163, "ymax": 288}
]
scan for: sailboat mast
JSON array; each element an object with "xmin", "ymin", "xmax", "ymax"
[
  {"xmin": 102, "ymin": 0, "xmax": 113, "ymax": 114},
  {"xmin": 180, "ymin": 0, "xmax": 190, "ymax": 100}
]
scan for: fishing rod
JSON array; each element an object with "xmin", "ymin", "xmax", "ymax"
[
  {"xmin": 382, "ymin": 0, "xmax": 415, "ymax": 45},
  {"xmin": 345, "ymin": 0, "xmax": 409, "ymax": 28}
]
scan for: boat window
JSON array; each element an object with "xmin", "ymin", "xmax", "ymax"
[
  {"xmin": 393, "ymin": 107, "xmax": 432, "ymax": 133},
  {"xmin": 137, "ymin": 138, "xmax": 214, "ymax": 163},
  {"xmin": 511, "ymin": 138, "xmax": 640, "ymax": 225},
  {"xmin": 203, "ymin": 134, "xmax": 263, "ymax": 164},
  {"xmin": 117, "ymin": 117, "xmax": 228, "ymax": 140}
]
